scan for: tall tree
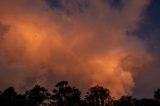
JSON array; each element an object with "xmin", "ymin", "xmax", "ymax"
[
  {"xmin": 0, "ymin": 86, "xmax": 18, "ymax": 106},
  {"xmin": 51, "ymin": 81, "xmax": 81, "ymax": 106},
  {"xmin": 85, "ymin": 86, "xmax": 110, "ymax": 106},
  {"xmin": 25, "ymin": 85, "xmax": 50, "ymax": 106}
]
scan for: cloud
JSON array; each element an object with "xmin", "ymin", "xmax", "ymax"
[{"xmin": 0, "ymin": 0, "xmax": 151, "ymax": 98}]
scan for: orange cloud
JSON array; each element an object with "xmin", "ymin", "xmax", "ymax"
[{"xmin": 0, "ymin": 0, "xmax": 152, "ymax": 98}]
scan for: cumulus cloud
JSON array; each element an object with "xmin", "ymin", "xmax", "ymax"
[{"xmin": 0, "ymin": 0, "xmax": 151, "ymax": 98}]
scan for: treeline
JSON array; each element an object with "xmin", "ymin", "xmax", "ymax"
[{"xmin": 0, "ymin": 81, "xmax": 160, "ymax": 106}]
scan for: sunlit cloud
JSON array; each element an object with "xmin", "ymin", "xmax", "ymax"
[{"xmin": 0, "ymin": 0, "xmax": 151, "ymax": 98}]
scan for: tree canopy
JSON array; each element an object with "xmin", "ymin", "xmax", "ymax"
[{"xmin": 0, "ymin": 81, "xmax": 160, "ymax": 106}]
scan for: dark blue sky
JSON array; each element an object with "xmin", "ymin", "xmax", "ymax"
[
  {"xmin": 46, "ymin": 0, "xmax": 160, "ymax": 40},
  {"xmin": 137, "ymin": 0, "xmax": 160, "ymax": 38},
  {"xmin": 133, "ymin": 0, "xmax": 160, "ymax": 98}
]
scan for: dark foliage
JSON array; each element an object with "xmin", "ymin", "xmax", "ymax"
[
  {"xmin": 85, "ymin": 86, "xmax": 111, "ymax": 106},
  {"xmin": 25, "ymin": 85, "xmax": 50, "ymax": 106},
  {"xmin": 0, "ymin": 81, "xmax": 160, "ymax": 106},
  {"xmin": 51, "ymin": 81, "xmax": 81, "ymax": 106}
]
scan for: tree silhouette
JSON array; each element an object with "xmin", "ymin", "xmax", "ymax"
[
  {"xmin": 25, "ymin": 85, "xmax": 50, "ymax": 106},
  {"xmin": 0, "ymin": 81, "xmax": 160, "ymax": 106},
  {"xmin": 85, "ymin": 86, "xmax": 110, "ymax": 106},
  {"xmin": 51, "ymin": 81, "xmax": 81, "ymax": 106},
  {"xmin": 154, "ymin": 88, "xmax": 160, "ymax": 102},
  {"xmin": 0, "ymin": 86, "xmax": 18, "ymax": 106},
  {"xmin": 2, "ymin": 86, "xmax": 17, "ymax": 98},
  {"xmin": 138, "ymin": 98, "xmax": 160, "ymax": 106},
  {"xmin": 114, "ymin": 96, "xmax": 135, "ymax": 106}
]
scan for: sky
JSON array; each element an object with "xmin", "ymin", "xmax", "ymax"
[{"xmin": 0, "ymin": 0, "xmax": 160, "ymax": 98}]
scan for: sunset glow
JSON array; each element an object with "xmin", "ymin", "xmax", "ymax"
[{"xmin": 0, "ymin": 0, "xmax": 157, "ymax": 99}]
